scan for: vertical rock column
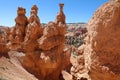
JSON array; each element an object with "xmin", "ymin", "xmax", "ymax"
[
  {"xmin": 23, "ymin": 3, "xmax": 67, "ymax": 80},
  {"xmin": 36, "ymin": 3, "xmax": 66, "ymax": 80},
  {"xmin": 14, "ymin": 7, "xmax": 28, "ymax": 43},
  {"xmin": 7, "ymin": 7, "xmax": 28, "ymax": 50},
  {"xmin": 25, "ymin": 5, "xmax": 43, "ymax": 42},
  {"xmin": 23, "ymin": 5, "xmax": 43, "ymax": 52}
]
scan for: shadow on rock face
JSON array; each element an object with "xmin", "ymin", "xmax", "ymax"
[{"xmin": 0, "ymin": 43, "xmax": 9, "ymax": 58}]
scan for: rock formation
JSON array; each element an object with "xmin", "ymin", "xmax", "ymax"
[
  {"xmin": 4, "ymin": 27, "xmax": 11, "ymax": 43},
  {"xmin": 24, "ymin": 5, "xmax": 43, "ymax": 42},
  {"xmin": 14, "ymin": 7, "xmax": 27, "ymax": 42},
  {"xmin": 84, "ymin": 0, "xmax": 120, "ymax": 80},
  {"xmin": 8, "ymin": 7, "xmax": 28, "ymax": 50},
  {"xmin": 69, "ymin": 45, "xmax": 90, "ymax": 80},
  {"xmin": 0, "ymin": 30, "xmax": 9, "ymax": 58},
  {"xmin": 55, "ymin": 3, "xmax": 66, "ymax": 25},
  {"xmin": 22, "ymin": 3, "xmax": 68, "ymax": 80},
  {"xmin": 67, "ymin": 1, "xmax": 120, "ymax": 80},
  {"xmin": 1, "ymin": 0, "xmax": 120, "ymax": 80},
  {"xmin": 0, "ymin": 43, "xmax": 9, "ymax": 58},
  {"xmin": 0, "ymin": 33, "xmax": 3, "ymax": 43}
]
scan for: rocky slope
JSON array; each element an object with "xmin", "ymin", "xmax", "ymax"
[{"xmin": 0, "ymin": 51, "xmax": 38, "ymax": 80}]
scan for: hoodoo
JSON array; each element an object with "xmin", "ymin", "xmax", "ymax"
[{"xmin": 22, "ymin": 4, "xmax": 68, "ymax": 80}]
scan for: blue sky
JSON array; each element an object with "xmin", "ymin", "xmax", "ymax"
[{"xmin": 0, "ymin": 0, "xmax": 107, "ymax": 27}]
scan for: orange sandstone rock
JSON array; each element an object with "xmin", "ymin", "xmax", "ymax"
[
  {"xmin": 55, "ymin": 3, "xmax": 66, "ymax": 24},
  {"xmin": 23, "ymin": 4, "xmax": 67, "ymax": 80},
  {"xmin": 0, "ymin": 31, "xmax": 9, "ymax": 58},
  {"xmin": 8, "ymin": 7, "xmax": 28, "ymax": 50},
  {"xmin": 84, "ymin": 1, "xmax": 120, "ymax": 80},
  {"xmin": 25, "ymin": 5, "xmax": 43, "ymax": 42}
]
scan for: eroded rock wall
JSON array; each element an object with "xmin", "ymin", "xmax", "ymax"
[{"xmin": 85, "ymin": 1, "xmax": 120, "ymax": 80}]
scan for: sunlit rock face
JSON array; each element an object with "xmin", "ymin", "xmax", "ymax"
[
  {"xmin": 22, "ymin": 4, "xmax": 68, "ymax": 80},
  {"xmin": 7, "ymin": 7, "xmax": 28, "ymax": 50},
  {"xmin": 14, "ymin": 7, "xmax": 28, "ymax": 42},
  {"xmin": 85, "ymin": 1, "xmax": 120, "ymax": 80},
  {"xmin": 24, "ymin": 5, "xmax": 43, "ymax": 42},
  {"xmin": 22, "ymin": 5, "xmax": 43, "ymax": 52}
]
